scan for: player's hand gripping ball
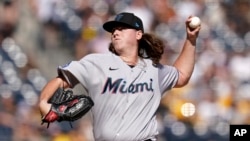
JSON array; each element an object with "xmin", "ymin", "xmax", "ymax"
[{"xmin": 189, "ymin": 16, "xmax": 201, "ymax": 29}]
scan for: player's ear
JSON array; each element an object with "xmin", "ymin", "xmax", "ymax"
[{"xmin": 136, "ymin": 30, "xmax": 143, "ymax": 40}]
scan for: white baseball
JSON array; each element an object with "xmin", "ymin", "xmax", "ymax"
[{"xmin": 189, "ymin": 16, "xmax": 201, "ymax": 29}]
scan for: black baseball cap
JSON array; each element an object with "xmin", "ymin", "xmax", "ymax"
[{"xmin": 103, "ymin": 12, "xmax": 144, "ymax": 33}]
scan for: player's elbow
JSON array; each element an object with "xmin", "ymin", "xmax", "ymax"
[{"xmin": 174, "ymin": 73, "xmax": 191, "ymax": 88}]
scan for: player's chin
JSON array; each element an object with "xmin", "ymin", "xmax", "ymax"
[{"xmin": 113, "ymin": 46, "xmax": 124, "ymax": 54}]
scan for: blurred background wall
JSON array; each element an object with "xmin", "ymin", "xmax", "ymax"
[{"xmin": 0, "ymin": 0, "xmax": 250, "ymax": 141}]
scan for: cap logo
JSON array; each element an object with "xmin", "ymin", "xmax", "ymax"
[
  {"xmin": 115, "ymin": 14, "xmax": 123, "ymax": 21},
  {"xmin": 135, "ymin": 22, "xmax": 140, "ymax": 28}
]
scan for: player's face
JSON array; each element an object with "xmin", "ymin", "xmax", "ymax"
[{"xmin": 111, "ymin": 26, "xmax": 142, "ymax": 54}]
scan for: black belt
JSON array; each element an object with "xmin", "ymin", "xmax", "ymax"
[{"xmin": 144, "ymin": 139, "xmax": 152, "ymax": 141}]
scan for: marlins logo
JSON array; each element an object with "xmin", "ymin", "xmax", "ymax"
[{"xmin": 135, "ymin": 22, "xmax": 140, "ymax": 28}]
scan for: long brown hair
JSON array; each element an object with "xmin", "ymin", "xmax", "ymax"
[{"xmin": 109, "ymin": 33, "xmax": 165, "ymax": 65}]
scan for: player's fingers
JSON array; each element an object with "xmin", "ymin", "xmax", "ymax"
[{"xmin": 186, "ymin": 25, "xmax": 201, "ymax": 41}]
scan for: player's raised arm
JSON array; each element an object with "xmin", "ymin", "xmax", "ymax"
[{"xmin": 173, "ymin": 16, "xmax": 201, "ymax": 87}]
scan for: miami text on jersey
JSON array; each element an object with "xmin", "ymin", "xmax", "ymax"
[{"xmin": 101, "ymin": 77, "xmax": 154, "ymax": 94}]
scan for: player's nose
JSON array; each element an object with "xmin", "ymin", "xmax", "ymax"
[{"xmin": 112, "ymin": 32, "xmax": 119, "ymax": 38}]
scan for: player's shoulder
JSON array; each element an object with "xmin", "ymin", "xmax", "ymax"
[{"xmin": 85, "ymin": 52, "xmax": 112, "ymax": 58}]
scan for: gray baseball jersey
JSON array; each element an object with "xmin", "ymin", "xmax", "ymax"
[{"xmin": 57, "ymin": 52, "xmax": 178, "ymax": 141}]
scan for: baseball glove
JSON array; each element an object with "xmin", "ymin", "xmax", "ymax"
[{"xmin": 41, "ymin": 88, "xmax": 94, "ymax": 128}]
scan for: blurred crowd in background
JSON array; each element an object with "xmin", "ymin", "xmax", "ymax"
[{"xmin": 0, "ymin": 0, "xmax": 250, "ymax": 141}]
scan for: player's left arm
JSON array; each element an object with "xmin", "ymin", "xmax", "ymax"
[{"xmin": 173, "ymin": 16, "xmax": 201, "ymax": 88}]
